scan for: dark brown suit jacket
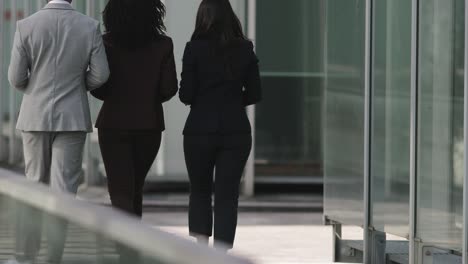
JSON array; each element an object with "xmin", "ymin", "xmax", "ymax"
[{"xmin": 91, "ymin": 35, "xmax": 178, "ymax": 131}]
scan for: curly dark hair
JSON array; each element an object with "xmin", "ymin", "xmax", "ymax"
[{"xmin": 103, "ymin": 0, "xmax": 166, "ymax": 49}]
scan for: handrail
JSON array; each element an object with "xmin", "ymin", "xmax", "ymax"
[{"xmin": 0, "ymin": 168, "xmax": 254, "ymax": 264}]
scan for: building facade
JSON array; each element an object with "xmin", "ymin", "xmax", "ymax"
[
  {"xmin": 4, "ymin": 0, "xmax": 466, "ymax": 262},
  {"xmin": 0, "ymin": 0, "xmax": 325, "ymax": 196}
]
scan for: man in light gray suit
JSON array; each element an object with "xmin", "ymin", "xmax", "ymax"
[{"xmin": 7, "ymin": 0, "xmax": 109, "ymax": 263}]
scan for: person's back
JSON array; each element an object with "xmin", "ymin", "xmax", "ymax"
[
  {"xmin": 180, "ymin": 39, "xmax": 261, "ymax": 134},
  {"xmin": 92, "ymin": 34, "xmax": 177, "ymax": 130},
  {"xmin": 9, "ymin": 2, "xmax": 109, "ymax": 132},
  {"xmin": 6, "ymin": 2, "xmax": 109, "ymax": 264},
  {"xmin": 179, "ymin": 0, "xmax": 262, "ymax": 251},
  {"xmin": 90, "ymin": 0, "xmax": 177, "ymax": 229}
]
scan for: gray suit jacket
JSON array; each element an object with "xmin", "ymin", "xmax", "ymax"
[{"xmin": 8, "ymin": 3, "xmax": 110, "ymax": 132}]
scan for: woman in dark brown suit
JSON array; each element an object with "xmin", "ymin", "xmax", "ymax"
[{"xmin": 91, "ymin": 0, "xmax": 177, "ymax": 218}]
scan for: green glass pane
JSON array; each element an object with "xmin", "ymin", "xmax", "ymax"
[
  {"xmin": 417, "ymin": 0, "xmax": 465, "ymax": 251},
  {"xmin": 370, "ymin": 0, "xmax": 411, "ymax": 238},
  {"xmin": 323, "ymin": 0, "xmax": 366, "ymax": 225}
]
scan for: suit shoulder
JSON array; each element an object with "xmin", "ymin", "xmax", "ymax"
[
  {"xmin": 159, "ymin": 35, "xmax": 173, "ymax": 43},
  {"xmin": 150, "ymin": 36, "xmax": 174, "ymax": 55},
  {"xmin": 74, "ymin": 13, "xmax": 100, "ymax": 27},
  {"xmin": 239, "ymin": 39, "xmax": 254, "ymax": 49},
  {"xmin": 17, "ymin": 11, "xmax": 43, "ymax": 27},
  {"xmin": 159, "ymin": 35, "xmax": 174, "ymax": 49}
]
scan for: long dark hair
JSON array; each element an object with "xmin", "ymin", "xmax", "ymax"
[
  {"xmin": 103, "ymin": 0, "xmax": 166, "ymax": 49},
  {"xmin": 192, "ymin": 0, "xmax": 247, "ymax": 79},
  {"xmin": 191, "ymin": 0, "xmax": 247, "ymax": 43}
]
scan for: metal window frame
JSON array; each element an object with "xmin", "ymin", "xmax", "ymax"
[
  {"xmin": 409, "ymin": 0, "xmax": 419, "ymax": 263},
  {"xmin": 363, "ymin": 0, "xmax": 373, "ymax": 263},
  {"xmin": 463, "ymin": 0, "xmax": 468, "ymax": 262}
]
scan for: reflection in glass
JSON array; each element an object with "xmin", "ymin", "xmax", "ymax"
[
  {"xmin": 370, "ymin": 0, "xmax": 411, "ymax": 238},
  {"xmin": 417, "ymin": 0, "xmax": 465, "ymax": 250},
  {"xmin": 323, "ymin": 0, "xmax": 366, "ymax": 225}
]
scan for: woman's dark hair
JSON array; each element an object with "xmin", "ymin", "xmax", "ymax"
[
  {"xmin": 192, "ymin": 0, "xmax": 248, "ymax": 79},
  {"xmin": 191, "ymin": 0, "xmax": 247, "ymax": 42},
  {"xmin": 103, "ymin": 0, "xmax": 166, "ymax": 49}
]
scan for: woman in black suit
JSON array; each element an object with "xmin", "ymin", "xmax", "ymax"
[
  {"xmin": 180, "ymin": 0, "xmax": 262, "ymax": 250},
  {"xmin": 91, "ymin": 0, "xmax": 178, "ymax": 217}
]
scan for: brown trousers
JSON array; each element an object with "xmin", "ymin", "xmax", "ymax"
[{"xmin": 98, "ymin": 130, "xmax": 161, "ymax": 217}]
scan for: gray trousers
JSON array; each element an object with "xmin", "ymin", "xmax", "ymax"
[{"xmin": 16, "ymin": 132, "xmax": 86, "ymax": 263}]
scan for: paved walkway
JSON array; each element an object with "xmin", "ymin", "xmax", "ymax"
[
  {"xmin": 143, "ymin": 212, "xmax": 363, "ymax": 264},
  {"xmin": 77, "ymin": 186, "xmax": 321, "ymax": 211}
]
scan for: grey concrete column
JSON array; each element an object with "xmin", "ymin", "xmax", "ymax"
[
  {"xmin": 463, "ymin": 0, "xmax": 468, "ymax": 262},
  {"xmin": 8, "ymin": 0, "xmax": 18, "ymax": 165},
  {"xmin": 243, "ymin": 0, "xmax": 256, "ymax": 197},
  {"xmin": 0, "ymin": 0, "xmax": 5, "ymax": 161}
]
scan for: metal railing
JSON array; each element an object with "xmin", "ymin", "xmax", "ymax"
[{"xmin": 0, "ymin": 168, "xmax": 254, "ymax": 264}]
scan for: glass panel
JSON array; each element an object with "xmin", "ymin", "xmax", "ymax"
[
  {"xmin": 323, "ymin": 0, "xmax": 366, "ymax": 225},
  {"xmin": 370, "ymin": 0, "xmax": 411, "ymax": 237},
  {"xmin": 417, "ymin": 0, "xmax": 465, "ymax": 250},
  {"xmin": 255, "ymin": 0, "xmax": 325, "ymax": 178}
]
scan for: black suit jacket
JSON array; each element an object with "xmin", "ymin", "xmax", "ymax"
[
  {"xmin": 91, "ymin": 35, "xmax": 178, "ymax": 131},
  {"xmin": 179, "ymin": 39, "xmax": 262, "ymax": 135}
]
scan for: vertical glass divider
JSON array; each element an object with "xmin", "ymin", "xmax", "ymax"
[
  {"xmin": 0, "ymin": 0, "xmax": 4, "ymax": 161},
  {"xmin": 8, "ymin": 0, "xmax": 17, "ymax": 165},
  {"xmin": 363, "ymin": 0, "xmax": 373, "ymax": 262},
  {"xmin": 243, "ymin": 0, "xmax": 256, "ymax": 197},
  {"xmin": 321, "ymin": 0, "xmax": 328, "ymax": 222},
  {"xmin": 463, "ymin": 0, "xmax": 468, "ymax": 262},
  {"xmin": 409, "ymin": 0, "xmax": 419, "ymax": 263}
]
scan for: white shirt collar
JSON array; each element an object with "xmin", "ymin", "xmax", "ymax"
[{"xmin": 49, "ymin": 0, "xmax": 72, "ymax": 5}]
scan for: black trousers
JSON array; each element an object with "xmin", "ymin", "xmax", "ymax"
[
  {"xmin": 98, "ymin": 130, "xmax": 162, "ymax": 217},
  {"xmin": 184, "ymin": 134, "xmax": 252, "ymax": 248}
]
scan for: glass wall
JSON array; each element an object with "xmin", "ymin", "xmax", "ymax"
[
  {"xmin": 323, "ymin": 0, "xmax": 468, "ymax": 261},
  {"xmin": 370, "ymin": 0, "xmax": 412, "ymax": 238},
  {"xmin": 255, "ymin": 0, "xmax": 325, "ymax": 180},
  {"xmin": 323, "ymin": 0, "xmax": 366, "ymax": 225},
  {"xmin": 417, "ymin": 0, "xmax": 465, "ymax": 251}
]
